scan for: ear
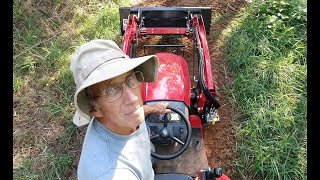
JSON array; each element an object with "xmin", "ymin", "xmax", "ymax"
[{"xmin": 90, "ymin": 108, "xmax": 103, "ymax": 118}]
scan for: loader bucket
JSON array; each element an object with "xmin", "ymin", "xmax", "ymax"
[{"xmin": 119, "ymin": 7, "xmax": 212, "ymax": 35}]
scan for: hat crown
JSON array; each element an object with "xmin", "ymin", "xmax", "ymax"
[{"xmin": 70, "ymin": 39, "xmax": 128, "ymax": 90}]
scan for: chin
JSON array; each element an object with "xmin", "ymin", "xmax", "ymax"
[
  {"xmin": 126, "ymin": 117, "xmax": 143, "ymax": 131},
  {"xmin": 134, "ymin": 111, "xmax": 145, "ymax": 124}
]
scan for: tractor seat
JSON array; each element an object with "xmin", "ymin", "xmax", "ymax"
[{"xmin": 154, "ymin": 173, "xmax": 193, "ymax": 180}]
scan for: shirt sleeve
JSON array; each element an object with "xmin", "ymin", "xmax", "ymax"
[{"xmin": 96, "ymin": 168, "xmax": 140, "ymax": 180}]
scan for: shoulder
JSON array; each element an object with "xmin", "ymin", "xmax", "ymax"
[
  {"xmin": 77, "ymin": 121, "xmax": 113, "ymax": 179},
  {"xmin": 77, "ymin": 150, "xmax": 113, "ymax": 180}
]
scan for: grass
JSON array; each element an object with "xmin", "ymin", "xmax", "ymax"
[
  {"xmin": 13, "ymin": 0, "xmax": 307, "ymax": 179},
  {"xmin": 224, "ymin": 0, "xmax": 307, "ymax": 179},
  {"xmin": 13, "ymin": 0, "xmax": 130, "ymax": 179},
  {"xmin": 14, "ymin": 151, "xmax": 72, "ymax": 180}
]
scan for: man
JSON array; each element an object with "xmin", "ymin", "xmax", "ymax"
[{"xmin": 70, "ymin": 39, "xmax": 169, "ymax": 179}]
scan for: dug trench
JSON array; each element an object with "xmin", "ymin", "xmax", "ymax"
[{"xmin": 130, "ymin": 0, "xmax": 248, "ymax": 179}]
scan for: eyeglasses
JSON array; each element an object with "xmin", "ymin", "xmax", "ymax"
[{"xmin": 93, "ymin": 71, "xmax": 144, "ymax": 103}]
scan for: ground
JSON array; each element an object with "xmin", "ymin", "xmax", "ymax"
[
  {"xmin": 128, "ymin": 0, "xmax": 247, "ymax": 179},
  {"xmin": 66, "ymin": 0, "xmax": 247, "ymax": 179},
  {"xmin": 13, "ymin": 0, "xmax": 248, "ymax": 179}
]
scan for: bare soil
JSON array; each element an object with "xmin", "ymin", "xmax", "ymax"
[
  {"xmin": 129, "ymin": 0, "xmax": 247, "ymax": 179},
  {"xmin": 13, "ymin": 0, "xmax": 247, "ymax": 179}
]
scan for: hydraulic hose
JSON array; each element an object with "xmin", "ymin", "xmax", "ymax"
[{"xmin": 194, "ymin": 26, "xmax": 221, "ymax": 109}]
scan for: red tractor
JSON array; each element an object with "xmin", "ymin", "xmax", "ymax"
[{"xmin": 119, "ymin": 7, "xmax": 230, "ymax": 180}]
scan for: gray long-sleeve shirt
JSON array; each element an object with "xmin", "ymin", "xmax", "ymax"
[{"xmin": 77, "ymin": 118, "xmax": 154, "ymax": 180}]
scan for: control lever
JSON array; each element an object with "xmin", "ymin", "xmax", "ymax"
[{"xmin": 204, "ymin": 167, "xmax": 222, "ymax": 180}]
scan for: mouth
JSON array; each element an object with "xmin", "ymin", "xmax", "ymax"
[{"xmin": 124, "ymin": 105, "xmax": 141, "ymax": 115}]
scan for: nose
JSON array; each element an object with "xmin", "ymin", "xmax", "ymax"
[{"xmin": 122, "ymin": 84, "xmax": 139, "ymax": 104}]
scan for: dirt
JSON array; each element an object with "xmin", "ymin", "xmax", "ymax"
[
  {"xmin": 129, "ymin": 0, "xmax": 248, "ymax": 179},
  {"xmin": 41, "ymin": 0, "xmax": 247, "ymax": 179},
  {"xmin": 14, "ymin": 0, "xmax": 306, "ymax": 178}
]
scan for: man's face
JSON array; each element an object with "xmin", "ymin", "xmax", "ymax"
[{"xmin": 89, "ymin": 70, "xmax": 144, "ymax": 135}]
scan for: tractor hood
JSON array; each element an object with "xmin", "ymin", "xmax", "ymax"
[{"xmin": 141, "ymin": 52, "xmax": 191, "ymax": 106}]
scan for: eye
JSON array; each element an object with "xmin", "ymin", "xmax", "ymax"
[
  {"xmin": 127, "ymin": 74, "xmax": 139, "ymax": 87},
  {"xmin": 104, "ymin": 85, "xmax": 121, "ymax": 96}
]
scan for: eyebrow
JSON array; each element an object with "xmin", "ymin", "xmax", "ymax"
[{"xmin": 101, "ymin": 72, "xmax": 132, "ymax": 88}]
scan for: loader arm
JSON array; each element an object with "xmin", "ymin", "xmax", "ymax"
[
  {"xmin": 120, "ymin": 7, "xmax": 220, "ymax": 126},
  {"xmin": 118, "ymin": 6, "xmax": 229, "ymax": 180}
]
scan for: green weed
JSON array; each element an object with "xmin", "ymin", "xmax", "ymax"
[
  {"xmin": 225, "ymin": 0, "xmax": 307, "ymax": 179},
  {"xmin": 13, "ymin": 0, "xmax": 127, "ymax": 179}
]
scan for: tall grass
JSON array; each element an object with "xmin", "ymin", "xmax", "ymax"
[
  {"xmin": 225, "ymin": 0, "xmax": 307, "ymax": 179},
  {"xmin": 13, "ymin": 0, "xmax": 130, "ymax": 179}
]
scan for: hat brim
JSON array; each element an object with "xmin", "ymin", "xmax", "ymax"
[
  {"xmin": 73, "ymin": 55, "xmax": 159, "ymax": 125},
  {"xmin": 73, "ymin": 110, "xmax": 91, "ymax": 127}
]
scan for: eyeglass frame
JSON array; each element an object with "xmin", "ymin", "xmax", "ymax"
[{"xmin": 89, "ymin": 71, "xmax": 144, "ymax": 103}]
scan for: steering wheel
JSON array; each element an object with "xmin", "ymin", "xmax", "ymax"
[{"xmin": 147, "ymin": 105, "xmax": 192, "ymax": 160}]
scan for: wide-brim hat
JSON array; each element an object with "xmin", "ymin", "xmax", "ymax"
[{"xmin": 70, "ymin": 39, "xmax": 159, "ymax": 126}]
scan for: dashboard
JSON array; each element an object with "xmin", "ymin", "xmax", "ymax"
[{"xmin": 145, "ymin": 100, "xmax": 189, "ymax": 145}]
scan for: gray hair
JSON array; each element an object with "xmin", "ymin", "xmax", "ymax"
[{"xmin": 86, "ymin": 88, "xmax": 102, "ymax": 110}]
